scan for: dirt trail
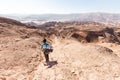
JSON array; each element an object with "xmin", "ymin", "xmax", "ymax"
[
  {"xmin": 32, "ymin": 37, "xmax": 120, "ymax": 80},
  {"xmin": 1, "ymin": 36, "xmax": 120, "ymax": 80},
  {"xmin": 32, "ymin": 37, "xmax": 68, "ymax": 80}
]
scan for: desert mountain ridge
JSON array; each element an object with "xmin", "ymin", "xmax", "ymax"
[
  {"xmin": 0, "ymin": 16, "xmax": 120, "ymax": 80},
  {"xmin": 1, "ymin": 13, "xmax": 120, "ymax": 26},
  {"xmin": 0, "ymin": 17, "xmax": 26, "ymax": 26}
]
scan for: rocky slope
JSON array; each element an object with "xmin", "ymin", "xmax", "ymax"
[
  {"xmin": 0, "ymin": 17, "xmax": 26, "ymax": 26},
  {"xmin": 0, "ymin": 17, "xmax": 120, "ymax": 80}
]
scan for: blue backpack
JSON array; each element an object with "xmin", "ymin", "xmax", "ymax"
[{"xmin": 41, "ymin": 43, "xmax": 53, "ymax": 53}]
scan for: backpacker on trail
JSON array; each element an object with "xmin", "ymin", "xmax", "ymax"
[{"xmin": 41, "ymin": 39, "xmax": 53, "ymax": 63}]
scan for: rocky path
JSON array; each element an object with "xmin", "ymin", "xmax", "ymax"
[{"xmin": 32, "ymin": 37, "xmax": 120, "ymax": 80}]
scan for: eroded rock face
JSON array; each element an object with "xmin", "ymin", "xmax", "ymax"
[
  {"xmin": 103, "ymin": 28, "xmax": 120, "ymax": 43},
  {"xmin": 1, "ymin": 17, "xmax": 120, "ymax": 79},
  {"xmin": 71, "ymin": 27, "xmax": 120, "ymax": 43}
]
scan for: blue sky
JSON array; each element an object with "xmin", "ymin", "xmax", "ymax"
[{"xmin": 0, "ymin": 0, "xmax": 120, "ymax": 14}]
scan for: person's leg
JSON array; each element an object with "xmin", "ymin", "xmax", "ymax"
[
  {"xmin": 44, "ymin": 52, "xmax": 49, "ymax": 62},
  {"xmin": 44, "ymin": 52, "xmax": 47, "ymax": 62},
  {"xmin": 46, "ymin": 54, "xmax": 49, "ymax": 62}
]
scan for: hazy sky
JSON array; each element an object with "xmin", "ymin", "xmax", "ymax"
[{"xmin": 0, "ymin": 0, "xmax": 120, "ymax": 14}]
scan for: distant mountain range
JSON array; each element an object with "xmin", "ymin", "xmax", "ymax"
[{"xmin": 1, "ymin": 13, "xmax": 120, "ymax": 25}]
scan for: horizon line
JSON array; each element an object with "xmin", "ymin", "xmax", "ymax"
[{"xmin": 0, "ymin": 12, "xmax": 120, "ymax": 15}]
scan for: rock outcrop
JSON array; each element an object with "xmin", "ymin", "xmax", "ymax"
[{"xmin": 0, "ymin": 17, "xmax": 120, "ymax": 80}]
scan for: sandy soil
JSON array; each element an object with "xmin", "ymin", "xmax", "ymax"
[{"xmin": 33, "ymin": 37, "xmax": 120, "ymax": 80}]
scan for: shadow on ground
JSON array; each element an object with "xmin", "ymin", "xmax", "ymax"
[{"xmin": 47, "ymin": 61, "xmax": 58, "ymax": 68}]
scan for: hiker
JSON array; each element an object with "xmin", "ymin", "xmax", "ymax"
[{"xmin": 41, "ymin": 39, "xmax": 53, "ymax": 64}]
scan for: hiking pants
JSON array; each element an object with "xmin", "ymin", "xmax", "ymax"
[{"xmin": 44, "ymin": 52, "xmax": 49, "ymax": 62}]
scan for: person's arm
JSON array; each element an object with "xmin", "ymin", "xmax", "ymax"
[{"xmin": 41, "ymin": 44, "xmax": 43, "ymax": 50}]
